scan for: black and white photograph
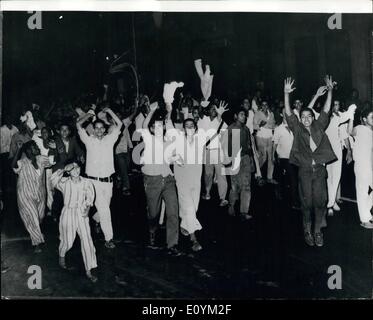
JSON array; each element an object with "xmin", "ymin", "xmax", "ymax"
[{"xmin": 0, "ymin": 0, "xmax": 372, "ymax": 304}]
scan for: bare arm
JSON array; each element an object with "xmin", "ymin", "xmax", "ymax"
[
  {"xmin": 284, "ymin": 77, "xmax": 296, "ymax": 117},
  {"xmin": 104, "ymin": 108, "xmax": 122, "ymax": 128},
  {"xmin": 76, "ymin": 113, "xmax": 94, "ymax": 130},
  {"xmin": 307, "ymin": 86, "xmax": 327, "ymax": 110},
  {"xmin": 142, "ymin": 103, "xmax": 158, "ymax": 129}
]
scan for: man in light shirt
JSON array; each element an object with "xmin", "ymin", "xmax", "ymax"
[
  {"xmin": 198, "ymin": 102, "xmax": 229, "ymax": 207},
  {"xmin": 0, "ymin": 116, "xmax": 18, "ymax": 188},
  {"xmin": 77, "ymin": 107, "xmax": 122, "ymax": 249},
  {"xmin": 273, "ymin": 108, "xmax": 298, "ymax": 208},
  {"xmin": 254, "ymin": 100, "xmax": 277, "ymax": 184}
]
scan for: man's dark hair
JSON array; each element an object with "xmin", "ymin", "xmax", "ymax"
[
  {"xmin": 300, "ymin": 107, "xmax": 315, "ymax": 119},
  {"xmin": 234, "ymin": 107, "xmax": 248, "ymax": 117},
  {"xmin": 92, "ymin": 119, "xmax": 107, "ymax": 130},
  {"xmin": 148, "ymin": 109, "xmax": 167, "ymax": 133},
  {"xmin": 361, "ymin": 106, "xmax": 373, "ymax": 120},
  {"xmin": 182, "ymin": 118, "xmax": 198, "ymax": 132}
]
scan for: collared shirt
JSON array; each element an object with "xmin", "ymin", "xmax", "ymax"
[
  {"xmin": 253, "ymin": 110, "xmax": 276, "ymax": 138},
  {"xmin": 353, "ymin": 125, "xmax": 373, "ymax": 167},
  {"xmin": 286, "ymin": 110, "xmax": 337, "ymax": 167},
  {"xmin": 62, "ymin": 140, "xmax": 69, "ymax": 153},
  {"xmin": 115, "ymin": 118, "xmax": 133, "ymax": 154},
  {"xmin": 78, "ymin": 126, "xmax": 121, "ymax": 178},
  {"xmin": 325, "ymin": 111, "xmax": 350, "ymax": 154},
  {"xmin": 0, "ymin": 125, "xmax": 18, "ymax": 154},
  {"xmin": 197, "ymin": 116, "xmax": 227, "ymax": 150},
  {"xmin": 273, "ymin": 123, "xmax": 294, "ymax": 159}
]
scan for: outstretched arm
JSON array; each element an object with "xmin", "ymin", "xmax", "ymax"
[
  {"xmin": 322, "ymin": 75, "xmax": 334, "ymax": 114},
  {"xmin": 307, "ymin": 86, "xmax": 327, "ymax": 110},
  {"xmin": 142, "ymin": 102, "xmax": 158, "ymax": 129},
  {"xmin": 103, "ymin": 107, "xmax": 122, "ymax": 129},
  {"xmin": 284, "ymin": 77, "xmax": 296, "ymax": 117}
]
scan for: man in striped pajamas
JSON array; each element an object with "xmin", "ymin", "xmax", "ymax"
[{"xmin": 52, "ymin": 162, "xmax": 98, "ymax": 282}]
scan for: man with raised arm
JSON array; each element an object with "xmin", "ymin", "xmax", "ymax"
[
  {"xmin": 76, "ymin": 107, "xmax": 122, "ymax": 249},
  {"xmin": 284, "ymin": 76, "xmax": 337, "ymax": 247}
]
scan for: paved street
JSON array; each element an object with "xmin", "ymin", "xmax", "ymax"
[{"xmin": 1, "ymin": 172, "xmax": 372, "ymax": 299}]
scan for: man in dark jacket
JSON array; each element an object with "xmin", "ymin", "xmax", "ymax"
[{"xmin": 284, "ymin": 76, "xmax": 337, "ymax": 247}]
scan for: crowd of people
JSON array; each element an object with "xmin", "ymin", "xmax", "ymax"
[{"xmin": 1, "ymin": 58, "xmax": 372, "ymax": 283}]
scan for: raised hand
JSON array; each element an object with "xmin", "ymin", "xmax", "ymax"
[
  {"xmin": 284, "ymin": 78, "xmax": 296, "ymax": 94},
  {"xmin": 48, "ymin": 140, "xmax": 56, "ymax": 149},
  {"xmin": 316, "ymin": 86, "xmax": 327, "ymax": 97},
  {"xmin": 324, "ymin": 75, "xmax": 336, "ymax": 90},
  {"xmin": 216, "ymin": 101, "xmax": 229, "ymax": 116}
]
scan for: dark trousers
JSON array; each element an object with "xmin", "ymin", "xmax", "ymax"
[
  {"xmin": 278, "ymin": 159, "xmax": 299, "ymax": 206},
  {"xmin": 115, "ymin": 153, "xmax": 130, "ymax": 190},
  {"xmin": 144, "ymin": 174, "xmax": 179, "ymax": 248},
  {"xmin": 229, "ymin": 155, "xmax": 252, "ymax": 214},
  {"xmin": 298, "ymin": 165, "xmax": 328, "ymax": 233}
]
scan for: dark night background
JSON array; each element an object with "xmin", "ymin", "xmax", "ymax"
[{"xmin": 2, "ymin": 12, "xmax": 372, "ymax": 118}]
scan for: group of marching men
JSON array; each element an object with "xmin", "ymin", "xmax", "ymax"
[{"xmin": 1, "ymin": 58, "xmax": 372, "ymax": 283}]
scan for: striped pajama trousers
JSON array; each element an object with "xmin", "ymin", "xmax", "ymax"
[
  {"xmin": 17, "ymin": 193, "xmax": 45, "ymax": 246},
  {"xmin": 59, "ymin": 207, "xmax": 97, "ymax": 271}
]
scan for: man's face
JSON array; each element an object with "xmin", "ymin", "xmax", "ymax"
[
  {"xmin": 60, "ymin": 125, "xmax": 71, "ymax": 139},
  {"xmin": 333, "ymin": 101, "xmax": 340, "ymax": 113},
  {"xmin": 153, "ymin": 121, "xmax": 164, "ymax": 137},
  {"xmin": 94, "ymin": 122, "xmax": 106, "ymax": 138},
  {"xmin": 261, "ymin": 102, "xmax": 269, "ymax": 112},
  {"xmin": 184, "ymin": 120, "xmax": 196, "ymax": 137},
  {"xmin": 236, "ymin": 111, "xmax": 247, "ymax": 125},
  {"xmin": 41, "ymin": 128, "xmax": 50, "ymax": 141},
  {"xmin": 364, "ymin": 112, "xmax": 373, "ymax": 127},
  {"xmin": 300, "ymin": 110, "xmax": 314, "ymax": 128},
  {"xmin": 68, "ymin": 163, "xmax": 81, "ymax": 178},
  {"xmin": 209, "ymin": 105, "xmax": 217, "ymax": 118},
  {"xmin": 352, "ymin": 90, "xmax": 359, "ymax": 99},
  {"xmin": 294, "ymin": 100, "xmax": 302, "ymax": 110},
  {"xmin": 31, "ymin": 143, "xmax": 40, "ymax": 156},
  {"xmin": 242, "ymin": 99, "xmax": 250, "ymax": 111},
  {"xmin": 192, "ymin": 109, "xmax": 200, "ymax": 121}
]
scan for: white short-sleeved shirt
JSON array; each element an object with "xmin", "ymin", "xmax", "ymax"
[
  {"xmin": 0, "ymin": 125, "xmax": 18, "ymax": 154},
  {"xmin": 273, "ymin": 124, "xmax": 294, "ymax": 159},
  {"xmin": 353, "ymin": 125, "xmax": 373, "ymax": 166},
  {"xmin": 197, "ymin": 116, "xmax": 227, "ymax": 150},
  {"xmin": 78, "ymin": 126, "xmax": 121, "ymax": 178}
]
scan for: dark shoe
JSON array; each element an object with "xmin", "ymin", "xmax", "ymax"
[
  {"xmin": 304, "ymin": 232, "xmax": 315, "ymax": 247},
  {"xmin": 86, "ymin": 270, "xmax": 98, "ymax": 283},
  {"xmin": 167, "ymin": 246, "xmax": 182, "ymax": 257},
  {"xmin": 34, "ymin": 245, "xmax": 43, "ymax": 254},
  {"xmin": 191, "ymin": 241, "xmax": 202, "ymax": 252},
  {"xmin": 267, "ymin": 179, "xmax": 278, "ymax": 185},
  {"xmin": 105, "ymin": 240, "xmax": 116, "ymax": 249},
  {"xmin": 59, "ymin": 256, "xmax": 76, "ymax": 271},
  {"xmin": 228, "ymin": 206, "xmax": 235, "ymax": 216},
  {"xmin": 115, "ymin": 275, "xmax": 128, "ymax": 286},
  {"xmin": 219, "ymin": 199, "xmax": 229, "ymax": 207},
  {"xmin": 240, "ymin": 213, "xmax": 253, "ymax": 221},
  {"xmin": 122, "ymin": 189, "xmax": 131, "ymax": 196},
  {"xmin": 314, "ymin": 232, "xmax": 324, "ymax": 247}
]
